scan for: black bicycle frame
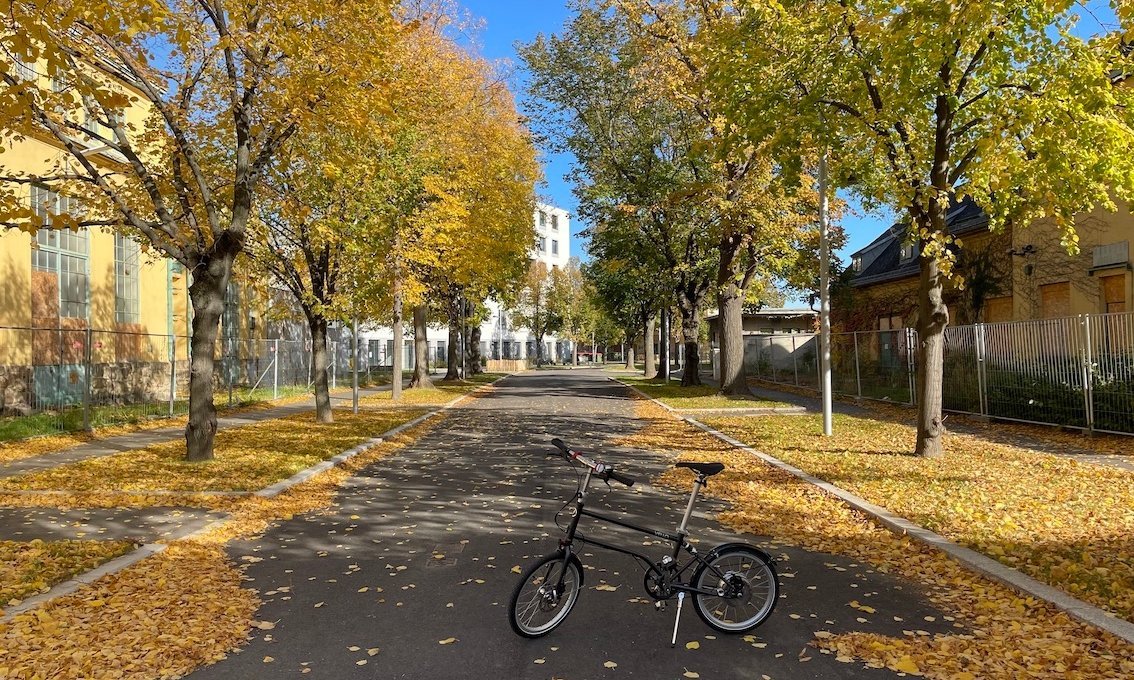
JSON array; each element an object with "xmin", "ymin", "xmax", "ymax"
[{"xmin": 555, "ymin": 468, "xmax": 721, "ymax": 598}]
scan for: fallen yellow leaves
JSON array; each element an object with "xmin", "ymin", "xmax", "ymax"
[
  {"xmin": 0, "ymin": 413, "xmax": 442, "ymax": 679},
  {"xmin": 0, "ymin": 539, "xmax": 134, "ymax": 607},
  {"xmin": 0, "ymin": 543, "xmax": 257, "ymax": 680},
  {"xmin": 619, "ymin": 377, "xmax": 791, "ymax": 410},
  {"xmin": 0, "ymin": 407, "xmax": 428, "ymax": 494},
  {"xmin": 625, "ymin": 400, "xmax": 1134, "ymax": 680},
  {"xmin": 360, "ymin": 373, "xmax": 504, "ymax": 407},
  {"xmin": 701, "ymin": 412, "xmax": 1134, "ymax": 623}
]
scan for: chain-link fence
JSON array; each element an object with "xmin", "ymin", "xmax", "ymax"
[
  {"xmin": 741, "ymin": 310, "xmax": 1134, "ymax": 435},
  {"xmin": 0, "ymin": 326, "xmax": 322, "ymax": 441}
]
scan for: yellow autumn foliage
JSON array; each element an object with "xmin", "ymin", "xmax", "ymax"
[{"xmin": 624, "ymin": 400, "xmax": 1134, "ymax": 679}]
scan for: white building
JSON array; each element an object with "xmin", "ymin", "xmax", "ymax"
[{"xmin": 356, "ymin": 202, "xmax": 573, "ymax": 369}]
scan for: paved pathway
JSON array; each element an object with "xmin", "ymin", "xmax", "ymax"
[
  {"xmin": 0, "ymin": 381, "xmax": 416, "ymax": 481},
  {"xmin": 191, "ymin": 369, "xmax": 951, "ymax": 679},
  {"xmin": 0, "ymin": 507, "xmax": 225, "ymax": 543}
]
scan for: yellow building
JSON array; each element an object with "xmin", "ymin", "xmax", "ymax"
[
  {"xmin": 0, "ymin": 52, "xmax": 194, "ymax": 413},
  {"xmin": 1, "ymin": 54, "xmax": 189, "ymax": 336},
  {"xmin": 841, "ymin": 197, "xmax": 1132, "ymax": 331}
]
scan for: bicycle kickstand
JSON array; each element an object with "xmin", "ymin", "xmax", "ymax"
[{"xmin": 670, "ymin": 591, "xmax": 685, "ymax": 648}]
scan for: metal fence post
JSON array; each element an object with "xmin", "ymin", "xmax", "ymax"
[
  {"xmin": 273, "ymin": 339, "xmax": 280, "ymax": 400},
  {"xmin": 906, "ymin": 328, "xmax": 918, "ymax": 406},
  {"xmin": 975, "ymin": 323, "xmax": 988, "ymax": 416},
  {"xmin": 331, "ymin": 341, "xmax": 337, "ymax": 390},
  {"xmin": 82, "ymin": 327, "xmax": 93, "ymax": 431},
  {"xmin": 1081, "ymin": 315, "xmax": 1094, "ymax": 434},
  {"xmin": 168, "ymin": 334, "xmax": 176, "ymax": 417},
  {"xmin": 791, "ymin": 335, "xmax": 799, "ymax": 386},
  {"xmin": 853, "ymin": 331, "xmax": 862, "ymax": 398}
]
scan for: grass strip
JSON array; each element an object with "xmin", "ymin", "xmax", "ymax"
[
  {"xmin": 701, "ymin": 412, "xmax": 1134, "ymax": 623},
  {"xmin": 0, "ymin": 407, "xmax": 428, "ymax": 493},
  {"xmin": 1, "ymin": 539, "xmax": 135, "ymax": 607}
]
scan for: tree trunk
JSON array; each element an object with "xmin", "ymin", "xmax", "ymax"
[
  {"xmin": 445, "ymin": 299, "xmax": 460, "ymax": 381},
  {"xmin": 679, "ymin": 303, "xmax": 702, "ymax": 387},
  {"xmin": 184, "ymin": 254, "xmax": 235, "ymax": 462},
  {"xmin": 643, "ymin": 315, "xmax": 656, "ymax": 378},
  {"xmin": 717, "ymin": 282, "xmax": 751, "ymax": 395},
  {"xmin": 914, "ymin": 224, "xmax": 949, "ymax": 458},
  {"xmin": 391, "ymin": 279, "xmax": 403, "ymax": 401},
  {"xmin": 410, "ymin": 304, "xmax": 433, "ymax": 389},
  {"xmin": 572, "ymin": 341, "xmax": 579, "ymax": 366},
  {"xmin": 467, "ymin": 326, "xmax": 482, "ymax": 375},
  {"xmin": 624, "ymin": 342, "xmax": 635, "ymax": 371},
  {"xmin": 309, "ymin": 315, "xmax": 333, "ymax": 423},
  {"xmin": 657, "ymin": 308, "xmax": 670, "ymax": 382}
]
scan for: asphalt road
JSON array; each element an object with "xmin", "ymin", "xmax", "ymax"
[{"xmin": 191, "ymin": 369, "xmax": 952, "ymax": 680}]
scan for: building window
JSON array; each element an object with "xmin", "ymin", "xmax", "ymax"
[
  {"xmin": 852, "ymin": 256, "xmax": 862, "ymax": 273},
  {"xmin": 551, "ymin": 213, "xmax": 559, "ymax": 231},
  {"xmin": 1102, "ymin": 274, "xmax": 1126, "ymax": 314},
  {"xmin": 551, "ymin": 239, "xmax": 559, "ymax": 256},
  {"xmin": 539, "ymin": 210, "xmax": 547, "ymax": 227},
  {"xmin": 30, "ymin": 185, "xmax": 88, "ymax": 320},
  {"xmin": 1039, "ymin": 282, "xmax": 1071, "ymax": 319},
  {"xmin": 114, "ymin": 233, "xmax": 140, "ymax": 324},
  {"xmin": 899, "ymin": 242, "xmax": 917, "ymax": 262},
  {"xmin": 538, "ymin": 236, "xmax": 546, "ymax": 252},
  {"xmin": 13, "ymin": 55, "xmax": 36, "ymax": 82}
]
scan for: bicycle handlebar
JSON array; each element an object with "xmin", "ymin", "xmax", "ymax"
[{"xmin": 549, "ymin": 438, "xmax": 635, "ymax": 487}]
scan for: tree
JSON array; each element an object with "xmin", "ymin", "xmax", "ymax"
[
  {"xmin": 615, "ymin": 0, "xmax": 819, "ymax": 396},
  {"xmin": 0, "ymin": 1, "xmax": 396, "ymax": 459},
  {"xmin": 710, "ymin": 0, "xmax": 1134, "ymax": 455},
  {"xmin": 511, "ymin": 261, "xmax": 564, "ymax": 365},
  {"xmin": 521, "ymin": 1, "xmax": 718, "ymax": 384}
]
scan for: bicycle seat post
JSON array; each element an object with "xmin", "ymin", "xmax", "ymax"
[{"xmin": 676, "ymin": 475, "xmax": 706, "ymax": 536}]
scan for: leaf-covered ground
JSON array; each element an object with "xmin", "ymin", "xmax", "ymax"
[
  {"xmin": 622, "ymin": 400, "xmax": 1134, "ymax": 679},
  {"xmin": 0, "ymin": 407, "xmax": 428, "ymax": 493},
  {"xmin": 360, "ymin": 373, "xmax": 506, "ymax": 406},
  {"xmin": 619, "ymin": 376, "xmax": 793, "ymax": 410},
  {"xmin": 0, "ymin": 410, "xmax": 445, "ymax": 679},
  {"xmin": 0, "ymin": 388, "xmax": 319, "ymax": 465},
  {"xmin": 0, "ymin": 539, "xmax": 134, "ymax": 607},
  {"xmin": 701, "ymin": 412, "xmax": 1134, "ymax": 624},
  {"xmin": 747, "ymin": 377, "xmax": 1134, "ymax": 459}
]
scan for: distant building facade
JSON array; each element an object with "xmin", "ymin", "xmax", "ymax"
[{"xmin": 358, "ymin": 203, "xmax": 574, "ymax": 368}]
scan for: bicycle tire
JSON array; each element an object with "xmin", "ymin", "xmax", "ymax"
[
  {"xmin": 691, "ymin": 545, "xmax": 778, "ymax": 633},
  {"xmin": 508, "ymin": 550, "xmax": 583, "ymax": 638}
]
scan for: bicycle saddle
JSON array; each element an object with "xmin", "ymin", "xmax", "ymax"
[{"xmin": 675, "ymin": 462, "xmax": 725, "ymax": 477}]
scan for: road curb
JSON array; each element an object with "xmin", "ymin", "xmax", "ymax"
[{"xmin": 611, "ymin": 377, "xmax": 1134, "ymax": 646}]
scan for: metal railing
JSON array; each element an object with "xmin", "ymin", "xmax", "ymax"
[
  {"xmin": 740, "ymin": 310, "xmax": 1134, "ymax": 435},
  {"xmin": 0, "ymin": 326, "xmax": 322, "ymax": 441}
]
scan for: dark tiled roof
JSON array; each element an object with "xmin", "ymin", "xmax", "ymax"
[{"xmin": 850, "ymin": 196, "xmax": 991, "ymax": 288}]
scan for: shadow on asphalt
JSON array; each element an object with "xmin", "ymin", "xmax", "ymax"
[{"xmin": 190, "ymin": 370, "xmax": 955, "ymax": 680}]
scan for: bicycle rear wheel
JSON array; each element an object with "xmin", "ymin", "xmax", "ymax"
[
  {"xmin": 692, "ymin": 546, "xmax": 778, "ymax": 633},
  {"xmin": 508, "ymin": 551, "xmax": 583, "ymax": 638}
]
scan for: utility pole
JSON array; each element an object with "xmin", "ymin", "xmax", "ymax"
[{"xmin": 819, "ymin": 151, "xmax": 834, "ymax": 436}]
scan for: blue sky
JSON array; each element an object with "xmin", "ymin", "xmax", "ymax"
[{"xmin": 461, "ymin": 0, "xmax": 1121, "ymax": 266}]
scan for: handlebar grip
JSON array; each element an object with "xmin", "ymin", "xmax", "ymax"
[
  {"xmin": 607, "ymin": 469, "xmax": 636, "ymax": 487},
  {"xmin": 550, "ymin": 438, "xmax": 570, "ymax": 455}
]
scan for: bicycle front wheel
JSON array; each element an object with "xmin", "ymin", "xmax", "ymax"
[
  {"xmin": 692, "ymin": 546, "xmax": 778, "ymax": 633},
  {"xmin": 508, "ymin": 551, "xmax": 582, "ymax": 638}
]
